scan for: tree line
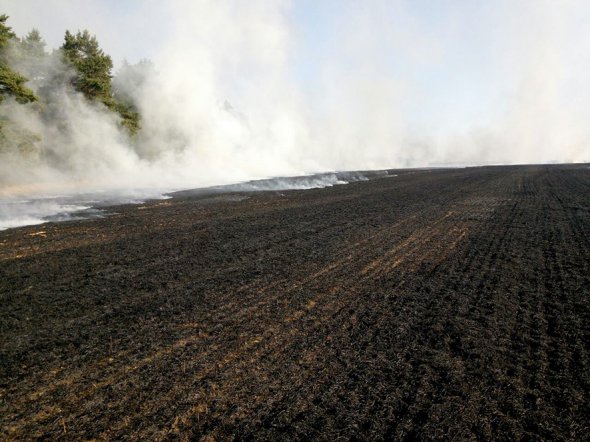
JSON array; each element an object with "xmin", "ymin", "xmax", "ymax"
[{"xmin": 0, "ymin": 14, "xmax": 143, "ymax": 154}]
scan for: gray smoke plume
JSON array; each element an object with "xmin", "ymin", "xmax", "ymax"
[{"xmin": 0, "ymin": 0, "xmax": 588, "ymax": 218}]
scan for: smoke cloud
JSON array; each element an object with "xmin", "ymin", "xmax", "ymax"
[{"xmin": 0, "ymin": 0, "xmax": 589, "ymax": 226}]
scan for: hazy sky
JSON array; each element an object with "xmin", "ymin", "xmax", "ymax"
[
  {"xmin": 3, "ymin": 0, "xmax": 590, "ymax": 164},
  {"xmin": 3, "ymin": 0, "xmax": 590, "ymax": 232}
]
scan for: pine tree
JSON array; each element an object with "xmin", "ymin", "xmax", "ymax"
[
  {"xmin": 20, "ymin": 29, "xmax": 46, "ymax": 59},
  {"xmin": 5, "ymin": 28, "xmax": 49, "ymax": 88},
  {"xmin": 0, "ymin": 15, "xmax": 37, "ymax": 104},
  {"xmin": 0, "ymin": 15, "xmax": 40, "ymax": 155},
  {"xmin": 61, "ymin": 30, "xmax": 113, "ymax": 101},
  {"xmin": 60, "ymin": 30, "xmax": 140, "ymax": 133}
]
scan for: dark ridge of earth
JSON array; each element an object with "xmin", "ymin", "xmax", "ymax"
[{"xmin": 1, "ymin": 164, "xmax": 589, "ymax": 440}]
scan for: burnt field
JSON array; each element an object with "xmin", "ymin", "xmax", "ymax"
[{"xmin": 1, "ymin": 165, "xmax": 589, "ymax": 440}]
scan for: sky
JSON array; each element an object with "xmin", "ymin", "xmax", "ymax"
[
  {"xmin": 313, "ymin": 1, "xmax": 502, "ymax": 133},
  {"xmin": 2, "ymin": 0, "xmax": 590, "ymax": 169}
]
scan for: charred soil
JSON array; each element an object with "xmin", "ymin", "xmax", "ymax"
[{"xmin": 1, "ymin": 165, "xmax": 589, "ymax": 440}]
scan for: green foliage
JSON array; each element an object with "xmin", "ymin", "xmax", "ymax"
[
  {"xmin": 109, "ymin": 100, "xmax": 140, "ymax": 134},
  {"xmin": 0, "ymin": 14, "xmax": 14, "ymax": 47},
  {"xmin": 60, "ymin": 30, "xmax": 140, "ymax": 134},
  {"xmin": 20, "ymin": 29, "xmax": 46, "ymax": 58},
  {"xmin": 0, "ymin": 66, "xmax": 38, "ymax": 103},
  {"xmin": 0, "ymin": 15, "xmax": 39, "ymax": 156},
  {"xmin": 0, "ymin": 14, "xmax": 142, "ymax": 157},
  {"xmin": 0, "ymin": 15, "xmax": 37, "ymax": 104},
  {"xmin": 10, "ymin": 28, "xmax": 48, "ymax": 82},
  {"xmin": 0, "ymin": 117, "xmax": 41, "ymax": 155},
  {"xmin": 61, "ymin": 30, "xmax": 113, "ymax": 100}
]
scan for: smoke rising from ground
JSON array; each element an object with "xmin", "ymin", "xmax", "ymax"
[{"xmin": 1, "ymin": 0, "xmax": 589, "ymax": 203}]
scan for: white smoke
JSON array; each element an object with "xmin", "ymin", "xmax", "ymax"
[
  {"xmin": 433, "ymin": 0, "xmax": 590, "ymax": 165},
  {"xmin": 0, "ymin": 0, "xmax": 589, "ymax": 229}
]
